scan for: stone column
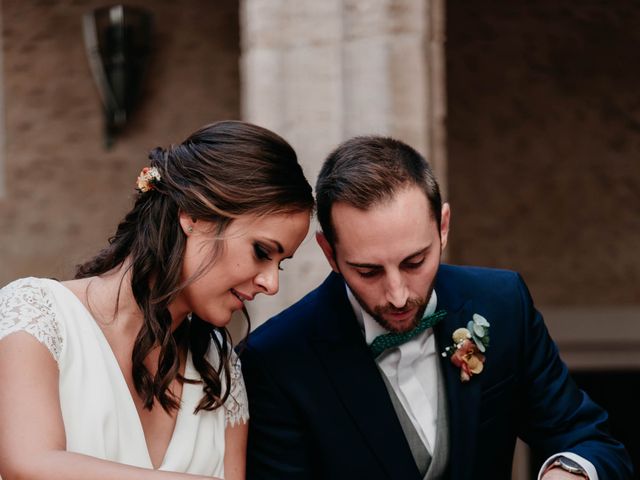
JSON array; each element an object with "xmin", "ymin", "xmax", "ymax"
[{"xmin": 240, "ymin": 0, "xmax": 447, "ymax": 325}]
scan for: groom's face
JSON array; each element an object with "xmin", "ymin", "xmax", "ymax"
[{"xmin": 317, "ymin": 185, "xmax": 450, "ymax": 333}]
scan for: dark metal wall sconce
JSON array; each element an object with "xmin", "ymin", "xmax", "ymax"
[{"xmin": 83, "ymin": 5, "xmax": 153, "ymax": 148}]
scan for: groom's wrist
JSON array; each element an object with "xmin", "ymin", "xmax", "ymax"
[{"xmin": 542, "ymin": 456, "xmax": 589, "ymax": 479}]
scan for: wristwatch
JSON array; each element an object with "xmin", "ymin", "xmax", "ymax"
[{"xmin": 544, "ymin": 456, "xmax": 588, "ymax": 478}]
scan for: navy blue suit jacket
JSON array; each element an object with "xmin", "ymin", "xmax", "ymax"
[{"xmin": 241, "ymin": 265, "xmax": 633, "ymax": 479}]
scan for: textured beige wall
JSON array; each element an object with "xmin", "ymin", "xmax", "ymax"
[
  {"xmin": 446, "ymin": 1, "xmax": 640, "ymax": 306},
  {"xmin": 0, "ymin": 0, "xmax": 240, "ymax": 285}
]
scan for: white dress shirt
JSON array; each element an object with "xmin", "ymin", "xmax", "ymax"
[
  {"xmin": 347, "ymin": 285, "xmax": 439, "ymax": 454},
  {"xmin": 345, "ymin": 283, "xmax": 597, "ymax": 479}
]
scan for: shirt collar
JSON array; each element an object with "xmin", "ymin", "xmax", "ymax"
[{"xmin": 345, "ymin": 283, "xmax": 438, "ymax": 345}]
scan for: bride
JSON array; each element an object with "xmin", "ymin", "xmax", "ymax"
[{"xmin": 0, "ymin": 120, "xmax": 313, "ymax": 479}]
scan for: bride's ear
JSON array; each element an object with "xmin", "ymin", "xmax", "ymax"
[{"xmin": 179, "ymin": 212, "xmax": 196, "ymax": 236}]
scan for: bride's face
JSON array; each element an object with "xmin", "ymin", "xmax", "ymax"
[{"xmin": 171, "ymin": 210, "xmax": 310, "ymax": 326}]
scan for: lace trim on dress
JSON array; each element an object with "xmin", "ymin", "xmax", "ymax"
[
  {"xmin": 0, "ymin": 278, "xmax": 63, "ymax": 363},
  {"xmin": 224, "ymin": 351, "xmax": 249, "ymax": 427}
]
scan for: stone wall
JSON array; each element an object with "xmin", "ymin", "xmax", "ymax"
[
  {"xmin": 4, "ymin": 0, "xmax": 637, "ymax": 313},
  {"xmin": 0, "ymin": 0, "xmax": 240, "ymax": 285},
  {"xmin": 447, "ymin": 1, "xmax": 640, "ymax": 306}
]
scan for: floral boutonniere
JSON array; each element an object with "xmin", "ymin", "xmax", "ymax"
[{"xmin": 441, "ymin": 314, "xmax": 490, "ymax": 382}]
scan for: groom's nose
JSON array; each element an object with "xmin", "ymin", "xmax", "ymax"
[{"xmin": 384, "ymin": 271, "xmax": 409, "ymax": 309}]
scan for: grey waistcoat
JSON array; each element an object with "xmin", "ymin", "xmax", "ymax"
[{"xmin": 379, "ymin": 350, "xmax": 449, "ymax": 480}]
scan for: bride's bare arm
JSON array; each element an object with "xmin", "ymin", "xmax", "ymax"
[
  {"xmin": 0, "ymin": 333, "xmax": 217, "ymax": 480},
  {"xmin": 223, "ymin": 420, "xmax": 248, "ymax": 480}
]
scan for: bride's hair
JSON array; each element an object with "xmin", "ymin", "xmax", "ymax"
[{"xmin": 75, "ymin": 120, "xmax": 313, "ymax": 413}]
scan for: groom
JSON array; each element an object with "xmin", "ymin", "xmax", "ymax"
[{"xmin": 240, "ymin": 136, "xmax": 633, "ymax": 479}]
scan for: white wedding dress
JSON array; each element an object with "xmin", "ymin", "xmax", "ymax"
[{"xmin": 0, "ymin": 277, "xmax": 249, "ymax": 477}]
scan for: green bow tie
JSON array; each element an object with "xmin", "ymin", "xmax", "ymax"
[{"xmin": 369, "ymin": 309, "xmax": 447, "ymax": 358}]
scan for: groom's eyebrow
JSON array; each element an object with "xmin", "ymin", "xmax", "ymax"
[
  {"xmin": 345, "ymin": 261, "xmax": 381, "ymax": 269},
  {"xmin": 403, "ymin": 246, "xmax": 430, "ymax": 262},
  {"xmin": 345, "ymin": 246, "xmax": 430, "ymax": 269}
]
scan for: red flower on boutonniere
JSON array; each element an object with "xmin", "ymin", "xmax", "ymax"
[{"xmin": 442, "ymin": 314, "xmax": 490, "ymax": 382}]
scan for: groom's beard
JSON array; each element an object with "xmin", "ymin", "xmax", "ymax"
[{"xmin": 348, "ymin": 283, "xmax": 433, "ymax": 333}]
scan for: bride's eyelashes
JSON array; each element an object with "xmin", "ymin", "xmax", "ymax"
[{"xmin": 253, "ymin": 243, "xmax": 284, "ymax": 271}]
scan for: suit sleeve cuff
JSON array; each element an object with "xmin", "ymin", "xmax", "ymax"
[{"xmin": 537, "ymin": 452, "xmax": 598, "ymax": 480}]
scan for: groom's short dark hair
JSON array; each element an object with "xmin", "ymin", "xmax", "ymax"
[{"xmin": 315, "ymin": 135, "xmax": 443, "ymax": 247}]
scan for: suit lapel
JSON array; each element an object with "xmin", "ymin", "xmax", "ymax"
[
  {"xmin": 310, "ymin": 273, "xmax": 421, "ymax": 479},
  {"xmin": 434, "ymin": 269, "xmax": 482, "ymax": 480}
]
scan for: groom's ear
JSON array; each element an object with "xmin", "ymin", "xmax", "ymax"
[
  {"xmin": 439, "ymin": 202, "xmax": 451, "ymax": 252},
  {"xmin": 316, "ymin": 231, "xmax": 339, "ymax": 273}
]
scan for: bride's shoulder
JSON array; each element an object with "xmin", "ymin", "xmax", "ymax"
[
  {"xmin": 1, "ymin": 276, "xmax": 53, "ymax": 296},
  {"xmin": 0, "ymin": 277, "xmax": 64, "ymax": 363},
  {"xmin": 204, "ymin": 331, "xmax": 249, "ymax": 426},
  {"xmin": 205, "ymin": 332, "xmax": 243, "ymax": 384}
]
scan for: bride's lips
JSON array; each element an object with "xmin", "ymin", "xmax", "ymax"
[{"xmin": 231, "ymin": 289, "xmax": 254, "ymax": 303}]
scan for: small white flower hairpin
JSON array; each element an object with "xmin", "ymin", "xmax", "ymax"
[{"xmin": 136, "ymin": 166, "xmax": 162, "ymax": 193}]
